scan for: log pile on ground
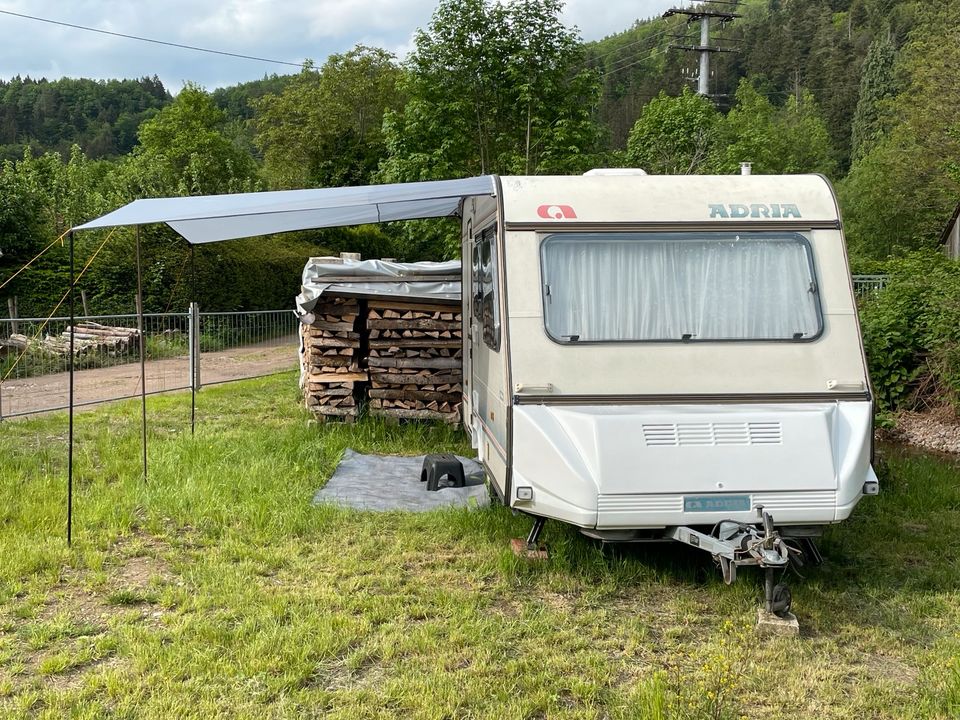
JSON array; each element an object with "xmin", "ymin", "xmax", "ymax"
[
  {"xmin": 367, "ymin": 300, "xmax": 462, "ymax": 424},
  {"xmin": 300, "ymin": 297, "xmax": 366, "ymax": 421},
  {"xmin": 1, "ymin": 322, "xmax": 140, "ymax": 356}
]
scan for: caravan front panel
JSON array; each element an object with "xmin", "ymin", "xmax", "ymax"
[{"xmin": 472, "ymin": 174, "xmax": 876, "ymax": 532}]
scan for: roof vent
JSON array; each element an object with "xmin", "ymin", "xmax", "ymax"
[{"xmin": 583, "ymin": 168, "xmax": 648, "ymax": 176}]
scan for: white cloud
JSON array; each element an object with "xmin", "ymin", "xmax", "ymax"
[{"xmin": 0, "ymin": 0, "xmax": 677, "ymax": 90}]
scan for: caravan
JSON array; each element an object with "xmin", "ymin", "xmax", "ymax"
[
  {"xmin": 459, "ymin": 172, "xmax": 877, "ymax": 612},
  {"xmin": 74, "ymin": 170, "xmax": 878, "ymax": 614}
]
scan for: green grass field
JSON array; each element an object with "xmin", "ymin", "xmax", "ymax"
[{"xmin": 1, "ymin": 372, "xmax": 959, "ymax": 719}]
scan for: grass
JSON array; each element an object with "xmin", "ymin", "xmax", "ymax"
[{"xmin": 0, "ymin": 372, "xmax": 959, "ymax": 718}]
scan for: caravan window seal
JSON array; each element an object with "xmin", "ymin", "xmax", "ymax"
[
  {"xmin": 538, "ymin": 230, "xmax": 825, "ymax": 346},
  {"xmin": 473, "ymin": 222, "xmax": 501, "ymax": 352}
]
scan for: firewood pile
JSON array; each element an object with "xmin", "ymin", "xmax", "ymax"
[
  {"xmin": 367, "ymin": 300, "xmax": 463, "ymax": 424},
  {"xmin": 0, "ymin": 322, "xmax": 140, "ymax": 356},
  {"xmin": 300, "ymin": 297, "xmax": 366, "ymax": 421},
  {"xmin": 299, "ymin": 297, "xmax": 463, "ymax": 424}
]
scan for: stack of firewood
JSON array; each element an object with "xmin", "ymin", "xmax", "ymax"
[
  {"xmin": 366, "ymin": 300, "xmax": 462, "ymax": 424},
  {"xmin": 0, "ymin": 322, "xmax": 140, "ymax": 356},
  {"xmin": 300, "ymin": 297, "xmax": 367, "ymax": 421}
]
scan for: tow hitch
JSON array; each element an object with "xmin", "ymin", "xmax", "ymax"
[{"xmin": 665, "ymin": 510, "xmax": 797, "ymax": 618}]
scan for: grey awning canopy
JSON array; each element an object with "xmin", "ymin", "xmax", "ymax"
[{"xmin": 72, "ymin": 176, "xmax": 497, "ymax": 244}]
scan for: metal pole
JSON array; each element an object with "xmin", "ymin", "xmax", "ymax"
[
  {"xmin": 135, "ymin": 227, "xmax": 148, "ymax": 483},
  {"xmin": 7, "ymin": 297, "xmax": 18, "ymax": 335},
  {"xmin": 189, "ymin": 244, "xmax": 196, "ymax": 434},
  {"xmin": 698, "ymin": 15, "xmax": 710, "ymax": 96},
  {"xmin": 80, "ymin": 289, "xmax": 89, "ymax": 317},
  {"xmin": 67, "ymin": 231, "xmax": 75, "ymax": 546}
]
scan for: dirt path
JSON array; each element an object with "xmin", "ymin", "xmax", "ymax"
[{"xmin": 0, "ymin": 338, "xmax": 298, "ymax": 418}]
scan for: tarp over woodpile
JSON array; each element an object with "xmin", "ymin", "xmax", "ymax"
[
  {"xmin": 73, "ymin": 176, "xmax": 497, "ymax": 244},
  {"xmin": 296, "ymin": 258, "xmax": 461, "ymax": 315}
]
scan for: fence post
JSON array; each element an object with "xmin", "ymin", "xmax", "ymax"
[
  {"xmin": 189, "ymin": 302, "xmax": 201, "ymax": 390},
  {"xmin": 7, "ymin": 296, "xmax": 18, "ymax": 336}
]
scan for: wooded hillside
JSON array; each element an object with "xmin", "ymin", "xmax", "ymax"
[{"xmin": 0, "ymin": 0, "xmax": 957, "ymax": 318}]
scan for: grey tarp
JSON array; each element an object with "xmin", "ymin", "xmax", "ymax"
[
  {"xmin": 296, "ymin": 258, "xmax": 461, "ymax": 316},
  {"xmin": 72, "ymin": 176, "xmax": 497, "ymax": 244},
  {"xmin": 313, "ymin": 449, "xmax": 488, "ymax": 511}
]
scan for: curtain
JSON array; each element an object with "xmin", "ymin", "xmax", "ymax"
[{"xmin": 542, "ymin": 233, "xmax": 820, "ymax": 342}]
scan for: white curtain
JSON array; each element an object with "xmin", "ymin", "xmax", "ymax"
[{"xmin": 542, "ymin": 233, "xmax": 820, "ymax": 342}]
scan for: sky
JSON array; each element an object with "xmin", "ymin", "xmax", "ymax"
[{"xmin": 0, "ymin": 0, "xmax": 680, "ymax": 92}]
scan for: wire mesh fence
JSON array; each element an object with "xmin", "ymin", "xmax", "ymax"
[
  {"xmin": 197, "ymin": 310, "xmax": 299, "ymax": 388},
  {"xmin": 0, "ymin": 308, "xmax": 298, "ymax": 419}
]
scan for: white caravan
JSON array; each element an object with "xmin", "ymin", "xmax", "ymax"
[
  {"xmin": 74, "ymin": 170, "xmax": 878, "ymax": 615},
  {"xmin": 459, "ymin": 173, "xmax": 877, "ymax": 613}
]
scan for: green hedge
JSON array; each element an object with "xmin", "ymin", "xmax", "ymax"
[{"xmin": 859, "ymin": 251, "xmax": 960, "ymax": 412}]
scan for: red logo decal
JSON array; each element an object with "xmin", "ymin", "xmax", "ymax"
[{"xmin": 536, "ymin": 204, "xmax": 578, "ymax": 220}]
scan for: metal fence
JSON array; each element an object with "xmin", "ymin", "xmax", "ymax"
[
  {"xmin": 0, "ymin": 307, "xmax": 298, "ymax": 419},
  {"xmin": 852, "ymin": 274, "xmax": 888, "ymax": 298}
]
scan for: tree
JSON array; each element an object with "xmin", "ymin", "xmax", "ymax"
[
  {"xmin": 624, "ymin": 88, "xmax": 720, "ymax": 174},
  {"xmin": 840, "ymin": 0, "xmax": 960, "ymax": 259},
  {"xmin": 840, "ymin": 125, "xmax": 952, "ymax": 258},
  {"xmin": 714, "ymin": 82, "xmax": 835, "ymax": 176},
  {"xmin": 120, "ymin": 83, "xmax": 259, "ymax": 198},
  {"xmin": 254, "ymin": 47, "xmax": 403, "ymax": 189},
  {"xmin": 851, "ymin": 34, "xmax": 897, "ymax": 161},
  {"xmin": 379, "ymin": 0, "xmax": 603, "ymax": 183}
]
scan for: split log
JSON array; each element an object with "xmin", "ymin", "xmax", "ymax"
[
  {"xmin": 369, "ymin": 407, "xmax": 460, "ymax": 423},
  {"xmin": 368, "ymin": 356, "xmax": 462, "ymax": 370}
]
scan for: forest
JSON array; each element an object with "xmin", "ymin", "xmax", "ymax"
[{"xmin": 0, "ymin": 0, "xmax": 956, "ymax": 322}]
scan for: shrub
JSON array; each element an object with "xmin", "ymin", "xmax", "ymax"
[{"xmin": 860, "ymin": 251, "xmax": 960, "ymax": 412}]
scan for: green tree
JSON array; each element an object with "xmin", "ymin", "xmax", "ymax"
[
  {"xmin": 120, "ymin": 83, "xmax": 259, "ymax": 198},
  {"xmin": 714, "ymin": 82, "xmax": 836, "ymax": 176},
  {"xmin": 254, "ymin": 48, "xmax": 403, "ymax": 189},
  {"xmin": 851, "ymin": 34, "xmax": 897, "ymax": 161},
  {"xmin": 0, "ymin": 154, "xmax": 54, "ymax": 312},
  {"xmin": 624, "ymin": 88, "xmax": 720, "ymax": 174},
  {"xmin": 840, "ymin": 0, "xmax": 960, "ymax": 258},
  {"xmin": 380, "ymin": 0, "xmax": 603, "ymax": 182}
]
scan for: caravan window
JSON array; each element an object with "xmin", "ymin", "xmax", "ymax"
[
  {"xmin": 472, "ymin": 225, "xmax": 501, "ymax": 351},
  {"xmin": 541, "ymin": 231, "xmax": 822, "ymax": 343}
]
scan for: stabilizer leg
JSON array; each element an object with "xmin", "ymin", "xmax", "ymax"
[{"xmin": 510, "ymin": 516, "xmax": 549, "ymax": 559}]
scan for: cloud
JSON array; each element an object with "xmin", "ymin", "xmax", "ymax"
[{"xmin": 0, "ymin": 0, "xmax": 677, "ymax": 90}]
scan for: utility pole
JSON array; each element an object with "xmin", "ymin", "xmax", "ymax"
[{"xmin": 663, "ymin": 2, "xmax": 740, "ymax": 98}]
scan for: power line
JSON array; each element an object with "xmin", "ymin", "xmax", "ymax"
[
  {"xmin": 594, "ymin": 26, "xmax": 677, "ymax": 77},
  {"xmin": 602, "ymin": 47, "xmax": 665, "ymax": 77},
  {"xmin": 591, "ymin": 24, "xmax": 673, "ymax": 63},
  {"xmin": 662, "ymin": 3, "xmax": 740, "ymax": 97},
  {"xmin": 0, "ymin": 9, "xmax": 308, "ymax": 70}
]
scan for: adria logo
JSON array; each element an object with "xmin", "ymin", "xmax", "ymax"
[{"xmin": 537, "ymin": 204, "xmax": 578, "ymax": 220}]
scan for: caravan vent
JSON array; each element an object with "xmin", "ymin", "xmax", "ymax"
[{"xmin": 642, "ymin": 421, "xmax": 782, "ymax": 447}]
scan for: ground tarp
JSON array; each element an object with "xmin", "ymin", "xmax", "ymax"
[{"xmin": 313, "ymin": 449, "xmax": 488, "ymax": 511}]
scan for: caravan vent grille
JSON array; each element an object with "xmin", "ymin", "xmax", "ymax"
[{"xmin": 641, "ymin": 421, "xmax": 782, "ymax": 447}]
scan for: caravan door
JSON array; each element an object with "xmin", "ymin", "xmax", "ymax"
[{"xmin": 467, "ymin": 213, "xmax": 510, "ymax": 493}]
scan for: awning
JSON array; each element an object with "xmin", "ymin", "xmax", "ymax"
[{"xmin": 72, "ymin": 176, "xmax": 497, "ymax": 244}]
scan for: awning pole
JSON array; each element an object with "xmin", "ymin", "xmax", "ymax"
[
  {"xmin": 67, "ymin": 231, "xmax": 75, "ymax": 546},
  {"xmin": 190, "ymin": 243, "xmax": 196, "ymax": 435},
  {"xmin": 135, "ymin": 227, "xmax": 148, "ymax": 483}
]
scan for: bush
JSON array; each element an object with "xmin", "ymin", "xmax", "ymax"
[{"xmin": 860, "ymin": 251, "xmax": 960, "ymax": 412}]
